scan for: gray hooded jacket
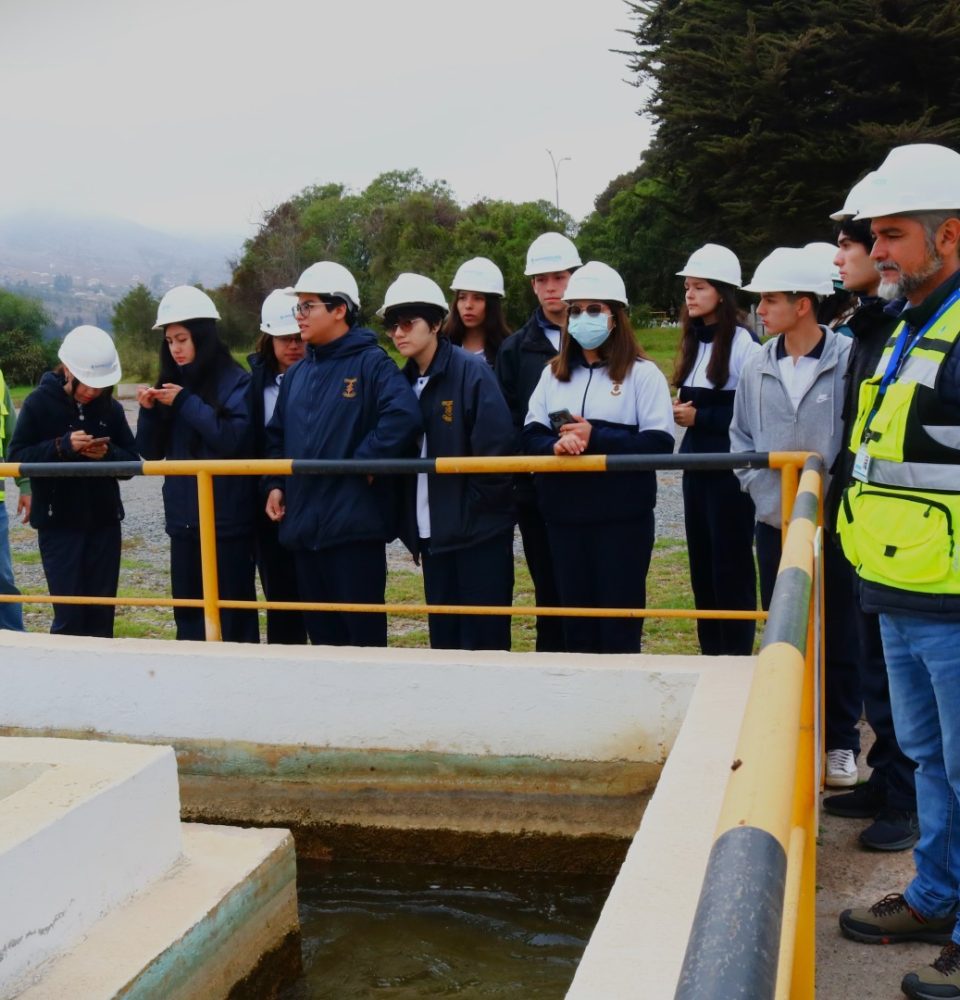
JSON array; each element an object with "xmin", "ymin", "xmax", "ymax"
[{"xmin": 730, "ymin": 327, "xmax": 851, "ymax": 528}]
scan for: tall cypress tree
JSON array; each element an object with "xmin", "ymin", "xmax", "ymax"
[{"xmin": 617, "ymin": 0, "xmax": 960, "ymax": 293}]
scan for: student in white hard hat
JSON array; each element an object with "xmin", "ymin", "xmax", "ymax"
[
  {"xmin": 496, "ymin": 232, "xmax": 582, "ymax": 652},
  {"xmin": 672, "ymin": 244, "xmax": 761, "ymax": 656},
  {"xmin": 9, "ymin": 326, "xmax": 138, "ymax": 636},
  {"xmin": 263, "ymin": 262, "xmax": 421, "ymax": 647},
  {"xmin": 805, "ymin": 241, "xmax": 857, "ymax": 333},
  {"xmin": 522, "ymin": 262, "xmax": 674, "ymax": 653},
  {"xmin": 247, "ymin": 289, "xmax": 307, "ymax": 645},
  {"xmin": 443, "ymin": 257, "xmax": 512, "ymax": 367},
  {"xmin": 135, "ymin": 286, "xmax": 258, "ymax": 643},
  {"xmin": 382, "ymin": 273, "xmax": 516, "ymax": 650},
  {"xmin": 731, "ymin": 247, "xmax": 861, "ymax": 787}
]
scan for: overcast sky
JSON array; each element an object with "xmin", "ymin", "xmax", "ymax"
[{"xmin": 1, "ymin": 0, "xmax": 655, "ymax": 240}]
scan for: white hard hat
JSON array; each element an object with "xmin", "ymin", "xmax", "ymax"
[
  {"xmin": 377, "ymin": 273, "xmax": 449, "ymax": 318},
  {"xmin": 676, "ymin": 243, "xmax": 742, "ymax": 287},
  {"xmin": 260, "ymin": 288, "xmax": 300, "ymax": 336},
  {"xmin": 804, "ymin": 242, "xmax": 843, "ymax": 285},
  {"xmin": 854, "ymin": 144, "xmax": 960, "ymax": 220},
  {"xmin": 450, "ymin": 257, "xmax": 505, "ymax": 296},
  {"xmin": 289, "ymin": 261, "xmax": 361, "ymax": 309},
  {"xmin": 58, "ymin": 326, "xmax": 122, "ymax": 389},
  {"xmin": 153, "ymin": 285, "xmax": 220, "ymax": 330},
  {"xmin": 524, "ymin": 233, "xmax": 582, "ymax": 276},
  {"xmin": 830, "ymin": 171, "xmax": 879, "ymax": 221},
  {"xmin": 742, "ymin": 247, "xmax": 835, "ymax": 295},
  {"xmin": 562, "ymin": 261, "xmax": 628, "ymax": 306}
]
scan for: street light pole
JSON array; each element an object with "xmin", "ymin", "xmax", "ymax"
[{"xmin": 546, "ymin": 149, "xmax": 571, "ymax": 225}]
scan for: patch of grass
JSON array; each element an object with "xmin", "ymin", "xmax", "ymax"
[
  {"xmin": 644, "ymin": 538, "xmax": 700, "ymax": 655},
  {"xmin": 12, "ymin": 549, "xmax": 41, "ymax": 566},
  {"xmin": 10, "ymin": 385, "xmax": 32, "ymax": 405},
  {"xmin": 636, "ymin": 326, "xmax": 681, "ymax": 382}
]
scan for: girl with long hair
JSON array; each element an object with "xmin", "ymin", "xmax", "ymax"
[
  {"xmin": 672, "ymin": 244, "xmax": 760, "ymax": 655},
  {"xmin": 135, "ymin": 285, "xmax": 258, "ymax": 643},
  {"xmin": 522, "ymin": 262, "xmax": 674, "ymax": 654},
  {"xmin": 443, "ymin": 257, "xmax": 511, "ymax": 367}
]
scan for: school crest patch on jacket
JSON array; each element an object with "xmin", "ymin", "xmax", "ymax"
[
  {"xmin": 442, "ymin": 400, "xmax": 454, "ymax": 423},
  {"xmin": 342, "ymin": 378, "xmax": 358, "ymax": 398}
]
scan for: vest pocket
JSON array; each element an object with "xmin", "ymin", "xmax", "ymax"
[
  {"xmin": 862, "ymin": 381, "xmax": 917, "ymax": 463},
  {"xmin": 841, "ymin": 485, "xmax": 954, "ymax": 585}
]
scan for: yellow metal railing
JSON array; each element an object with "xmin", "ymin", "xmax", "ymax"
[
  {"xmin": 675, "ymin": 456, "xmax": 822, "ymax": 1000},
  {"xmin": 0, "ymin": 452, "xmax": 811, "ymax": 642}
]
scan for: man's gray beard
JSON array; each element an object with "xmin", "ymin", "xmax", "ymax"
[{"xmin": 876, "ymin": 250, "xmax": 943, "ymax": 300}]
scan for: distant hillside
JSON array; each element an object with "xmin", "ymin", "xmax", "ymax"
[{"xmin": 0, "ymin": 211, "xmax": 240, "ymax": 326}]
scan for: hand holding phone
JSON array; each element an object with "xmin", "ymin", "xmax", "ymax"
[{"xmin": 548, "ymin": 408, "xmax": 575, "ymax": 432}]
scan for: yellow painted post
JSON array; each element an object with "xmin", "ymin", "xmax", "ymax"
[
  {"xmin": 195, "ymin": 470, "xmax": 222, "ymax": 642},
  {"xmin": 780, "ymin": 461, "xmax": 799, "ymax": 536}
]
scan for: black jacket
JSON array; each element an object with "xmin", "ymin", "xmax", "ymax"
[
  {"xmin": 399, "ymin": 339, "xmax": 515, "ymax": 558},
  {"xmin": 246, "ymin": 352, "xmax": 276, "ymax": 459},
  {"xmin": 135, "ymin": 362, "xmax": 256, "ymax": 539},
  {"xmin": 9, "ymin": 371, "xmax": 139, "ymax": 529},
  {"xmin": 264, "ymin": 327, "xmax": 422, "ymax": 551},
  {"xmin": 495, "ymin": 309, "xmax": 559, "ymax": 504}
]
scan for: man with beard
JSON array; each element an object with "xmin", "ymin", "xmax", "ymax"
[{"xmin": 835, "ymin": 144, "xmax": 960, "ymax": 1000}]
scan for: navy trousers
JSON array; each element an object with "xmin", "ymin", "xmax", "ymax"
[
  {"xmin": 255, "ymin": 515, "xmax": 307, "ymax": 645},
  {"xmin": 294, "ymin": 541, "xmax": 387, "ymax": 647},
  {"xmin": 38, "ymin": 523, "xmax": 121, "ymax": 637},
  {"xmin": 756, "ymin": 522, "xmax": 861, "ymax": 754},
  {"xmin": 421, "ymin": 531, "xmax": 514, "ymax": 650},
  {"xmin": 682, "ymin": 470, "xmax": 757, "ymax": 655},
  {"xmin": 547, "ymin": 513, "xmax": 654, "ymax": 654},
  {"xmin": 517, "ymin": 499, "xmax": 566, "ymax": 652},
  {"xmin": 170, "ymin": 533, "xmax": 259, "ymax": 643}
]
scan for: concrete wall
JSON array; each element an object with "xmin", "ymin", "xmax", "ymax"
[
  {"xmin": 0, "ymin": 739, "xmax": 182, "ymax": 992},
  {"xmin": 0, "ymin": 633, "xmax": 695, "ymax": 762}
]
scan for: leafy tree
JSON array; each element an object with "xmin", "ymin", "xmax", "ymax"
[
  {"xmin": 220, "ymin": 171, "xmax": 575, "ymax": 340},
  {"xmin": 112, "ymin": 284, "xmax": 159, "ymax": 341},
  {"xmin": 0, "ymin": 290, "xmax": 53, "ymax": 385},
  {"xmin": 618, "ymin": 0, "xmax": 960, "ymax": 297}
]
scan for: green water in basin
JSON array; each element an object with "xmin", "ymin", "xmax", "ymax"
[{"xmin": 279, "ymin": 860, "xmax": 615, "ymax": 998}]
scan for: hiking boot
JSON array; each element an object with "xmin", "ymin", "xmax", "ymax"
[
  {"xmin": 826, "ymin": 748, "xmax": 858, "ymax": 787},
  {"xmin": 860, "ymin": 808, "xmax": 920, "ymax": 852},
  {"xmin": 823, "ymin": 782, "xmax": 885, "ymax": 819},
  {"xmin": 839, "ymin": 894, "xmax": 955, "ymax": 945},
  {"xmin": 902, "ymin": 941, "xmax": 960, "ymax": 999}
]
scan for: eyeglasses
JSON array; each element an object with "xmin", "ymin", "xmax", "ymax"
[
  {"xmin": 383, "ymin": 317, "xmax": 420, "ymax": 335},
  {"xmin": 275, "ymin": 333, "xmax": 302, "ymax": 344},
  {"xmin": 292, "ymin": 300, "xmax": 330, "ymax": 319},
  {"xmin": 567, "ymin": 304, "xmax": 608, "ymax": 318}
]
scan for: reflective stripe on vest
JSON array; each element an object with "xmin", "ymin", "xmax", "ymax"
[{"xmin": 837, "ymin": 295, "xmax": 960, "ymax": 594}]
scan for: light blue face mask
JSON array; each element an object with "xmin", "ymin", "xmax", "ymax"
[{"xmin": 568, "ymin": 312, "xmax": 611, "ymax": 350}]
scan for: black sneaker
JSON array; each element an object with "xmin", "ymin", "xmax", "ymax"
[
  {"xmin": 860, "ymin": 808, "xmax": 920, "ymax": 852},
  {"xmin": 840, "ymin": 894, "xmax": 956, "ymax": 945},
  {"xmin": 902, "ymin": 941, "xmax": 960, "ymax": 999},
  {"xmin": 823, "ymin": 782, "xmax": 885, "ymax": 819}
]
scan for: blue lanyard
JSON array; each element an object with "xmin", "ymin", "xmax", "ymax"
[{"xmin": 864, "ymin": 286, "xmax": 960, "ymax": 436}]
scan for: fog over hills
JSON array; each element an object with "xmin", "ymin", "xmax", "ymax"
[{"xmin": 0, "ymin": 211, "xmax": 240, "ymax": 325}]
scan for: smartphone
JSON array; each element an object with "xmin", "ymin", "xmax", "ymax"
[
  {"xmin": 548, "ymin": 408, "xmax": 575, "ymax": 432},
  {"xmin": 86, "ymin": 437, "xmax": 111, "ymax": 446}
]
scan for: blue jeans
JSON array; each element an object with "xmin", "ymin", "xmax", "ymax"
[
  {"xmin": 0, "ymin": 500, "xmax": 23, "ymax": 632},
  {"xmin": 881, "ymin": 612, "xmax": 960, "ymax": 934}
]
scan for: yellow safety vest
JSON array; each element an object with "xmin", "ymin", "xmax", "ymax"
[
  {"xmin": 0, "ymin": 367, "xmax": 6, "ymax": 503},
  {"xmin": 837, "ymin": 292, "xmax": 960, "ymax": 594}
]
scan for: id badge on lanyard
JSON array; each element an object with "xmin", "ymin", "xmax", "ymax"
[{"xmin": 852, "ymin": 445, "xmax": 871, "ymax": 482}]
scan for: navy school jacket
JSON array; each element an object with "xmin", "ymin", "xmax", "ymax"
[
  {"xmin": 135, "ymin": 363, "xmax": 256, "ymax": 539},
  {"xmin": 264, "ymin": 327, "xmax": 422, "ymax": 551},
  {"xmin": 9, "ymin": 371, "xmax": 140, "ymax": 529},
  {"xmin": 399, "ymin": 338, "xmax": 515, "ymax": 558}
]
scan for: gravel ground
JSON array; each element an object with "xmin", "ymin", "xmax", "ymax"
[{"xmin": 4, "ymin": 396, "xmax": 686, "ymax": 632}]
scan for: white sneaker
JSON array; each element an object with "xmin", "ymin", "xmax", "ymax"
[{"xmin": 826, "ymin": 748, "xmax": 858, "ymax": 788}]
